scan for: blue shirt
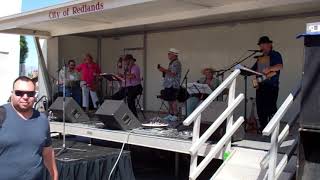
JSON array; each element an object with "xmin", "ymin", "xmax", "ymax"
[
  {"xmin": 252, "ymin": 50, "xmax": 283, "ymax": 87},
  {"xmin": 0, "ymin": 104, "xmax": 52, "ymax": 180}
]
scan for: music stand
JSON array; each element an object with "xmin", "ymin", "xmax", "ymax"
[
  {"xmin": 180, "ymin": 69, "xmax": 190, "ymax": 116},
  {"xmin": 235, "ymin": 64, "xmax": 262, "ymax": 131},
  {"xmin": 100, "ymin": 73, "xmax": 123, "ymax": 98},
  {"xmin": 186, "ymin": 82, "xmax": 212, "ymax": 95},
  {"xmin": 210, "ymin": 51, "xmax": 260, "ymax": 131}
]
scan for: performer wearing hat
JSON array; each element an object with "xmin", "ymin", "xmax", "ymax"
[
  {"xmin": 187, "ymin": 67, "xmax": 221, "ymax": 115},
  {"xmin": 157, "ymin": 48, "xmax": 182, "ymax": 121},
  {"xmin": 251, "ymin": 36, "xmax": 283, "ymax": 131},
  {"xmin": 112, "ymin": 54, "xmax": 142, "ymax": 117}
]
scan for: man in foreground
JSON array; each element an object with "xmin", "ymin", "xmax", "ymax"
[{"xmin": 0, "ymin": 76, "xmax": 58, "ymax": 180}]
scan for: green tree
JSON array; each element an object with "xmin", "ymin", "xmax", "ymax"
[
  {"xmin": 20, "ymin": 36, "xmax": 28, "ymax": 63},
  {"xmin": 19, "ymin": 36, "xmax": 28, "ymax": 75}
]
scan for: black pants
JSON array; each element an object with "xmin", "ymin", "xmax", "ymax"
[
  {"xmin": 112, "ymin": 84, "xmax": 142, "ymax": 117},
  {"xmin": 256, "ymin": 84, "xmax": 279, "ymax": 131}
]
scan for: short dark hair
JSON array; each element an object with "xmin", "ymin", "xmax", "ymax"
[
  {"xmin": 68, "ymin": 59, "xmax": 75, "ymax": 64},
  {"xmin": 12, "ymin": 76, "xmax": 36, "ymax": 90},
  {"xmin": 124, "ymin": 54, "xmax": 136, "ymax": 62},
  {"xmin": 124, "ymin": 54, "xmax": 133, "ymax": 60}
]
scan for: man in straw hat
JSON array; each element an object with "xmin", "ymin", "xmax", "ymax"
[{"xmin": 158, "ymin": 48, "xmax": 182, "ymax": 121}]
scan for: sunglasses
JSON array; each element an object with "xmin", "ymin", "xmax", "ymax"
[{"xmin": 14, "ymin": 90, "xmax": 36, "ymax": 97}]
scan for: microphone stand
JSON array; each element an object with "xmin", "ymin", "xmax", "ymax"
[
  {"xmin": 181, "ymin": 69, "xmax": 190, "ymax": 117},
  {"xmin": 215, "ymin": 51, "xmax": 258, "ymax": 121},
  {"xmin": 124, "ymin": 66, "xmax": 128, "ymax": 104},
  {"xmin": 55, "ymin": 63, "xmax": 85, "ymax": 157},
  {"xmin": 56, "ymin": 64, "xmax": 64, "ymax": 97}
]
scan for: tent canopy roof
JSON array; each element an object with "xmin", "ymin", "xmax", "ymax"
[{"xmin": 0, "ymin": 0, "xmax": 320, "ymax": 37}]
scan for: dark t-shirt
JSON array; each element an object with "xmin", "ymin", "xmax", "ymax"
[
  {"xmin": 252, "ymin": 50, "xmax": 283, "ymax": 87},
  {"xmin": 0, "ymin": 104, "xmax": 52, "ymax": 180}
]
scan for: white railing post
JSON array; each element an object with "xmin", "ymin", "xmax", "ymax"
[
  {"xmin": 226, "ymin": 78, "xmax": 236, "ymax": 152},
  {"xmin": 268, "ymin": 123, "xmax": 279, "ymax": 180},
  {"xmin": 190, "ymin": 114, "xmax": 201, "ymax": 177},
  {"xmin": 183, "ymin": 69, "xmax": 243, "ymax": 180},
  {"xmin": 190, "ymin": 117, "xmax": 245, "ymax": 180}
]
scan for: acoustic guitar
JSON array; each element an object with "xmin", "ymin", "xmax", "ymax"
[{"xmin": 252, "ymin": 55, "xmax": 277, "ymax": 88}]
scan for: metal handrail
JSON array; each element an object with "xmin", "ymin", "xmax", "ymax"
[
  {"xmin": 278, "ymin": 111, "xmax": 299, "ymax": 145},
  {"xmin": 263, "ymin": 84, "xmax": 301, "ymax": 180},
  {"xmin": 275, "ymin": 138, "xmax": 298, "ymax": 180},
  {"xmin": 263, "ymin": 85, "xmax": 301, "ymax": 136},
  {"xmin": 190, "ymin": 117, "xmax": 245, "ymax": 180},
  {"xmin": 184, "ymin": 69, "xmax": 243, "ymax": 180},
  {"xmin": 183, "ymin": 69, "xmax": 241, "ymax": 126},
  {"xmin": 189, "ymin": 94, "xmax": 244, "ymax": 155},
  {"xmin": 260, "ymin": 110, "xmax": 300, "ymax": 169},
  {"xmin": 262, "ymin": 95, "xmax": 294, "ymax": 136}
]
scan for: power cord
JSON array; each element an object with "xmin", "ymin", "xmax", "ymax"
[{"xmin": 108, "ymin": 129, "xmax": 133, "ymax": 180}]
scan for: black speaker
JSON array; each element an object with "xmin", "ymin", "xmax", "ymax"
[
  {"xmin": 95, "ymin": 100, "xmax": 141, "ymax": 130},
  {"xmin": 297, "ymin": 34, "xmax": 320, "ymax": 179},
  {"xmin": 300, "ymin": 35, "xmax": 320, "ymax": 129},
  {"xmin": 49, "ymin": 97, "xmax": 89, "ymax": 123},
  {"xmin": 297, "ymin": 129, "xmax": 320, "ymax": 179}
]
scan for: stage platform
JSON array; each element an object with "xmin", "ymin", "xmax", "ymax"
[
  {"xmin": 43, "ymin": 139, "xmax": 135, "ymax": 180},
  {"xmin": 50, "ymin": 121, "xmax": 214, "ymax": 156},
  {"xmin": 50, "ymin": 110, "xmax": 297, "ymax": 156},
  {"xmin": 49, "ymin": 110, "xmax": 298, "ymax": 179}
]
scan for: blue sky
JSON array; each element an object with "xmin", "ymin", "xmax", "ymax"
[{"xmin": 22, "ymin": 0, "xmax": 69, "ymax": 71}]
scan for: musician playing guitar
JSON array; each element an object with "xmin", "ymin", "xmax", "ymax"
[{"xmin": 251, "ymin": 36, "xmax": 283, "ymax": 132}]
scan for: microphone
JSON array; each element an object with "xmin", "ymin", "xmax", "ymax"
[{"xmin": 248, "ymin": 50, "xmax": 262, "ymax": 52}]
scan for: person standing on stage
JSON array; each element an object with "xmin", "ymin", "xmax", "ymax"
[
  {"xmin": 0, "ymin": 76, "xmax": 58, "ymax": 180},
  {"xmin": 58, "ymin": 59, "xmax": 81, "ymax": 105},
  {"xmin": 158, "ymin": 48, "xmax": 182, "ymax": 121},
  {"xmin": 112, "ymin": 54, "xmax": 142, "ymax": 117},
  {"xmin": 76, "ymin": 53, "xmax": 101, "ymax": 112},
  {"xmin": 251, "ymin": 36, "xmax": 283, "ymax": 131}
]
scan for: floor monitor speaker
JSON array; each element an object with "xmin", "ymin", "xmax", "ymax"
[
  {"xmin": 95, "ymin": 100, "xmax": 141, "ymax": 130},
  {"xmin": 49, "ymin": 97, "xmax": 89, "ymax": 123}
]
